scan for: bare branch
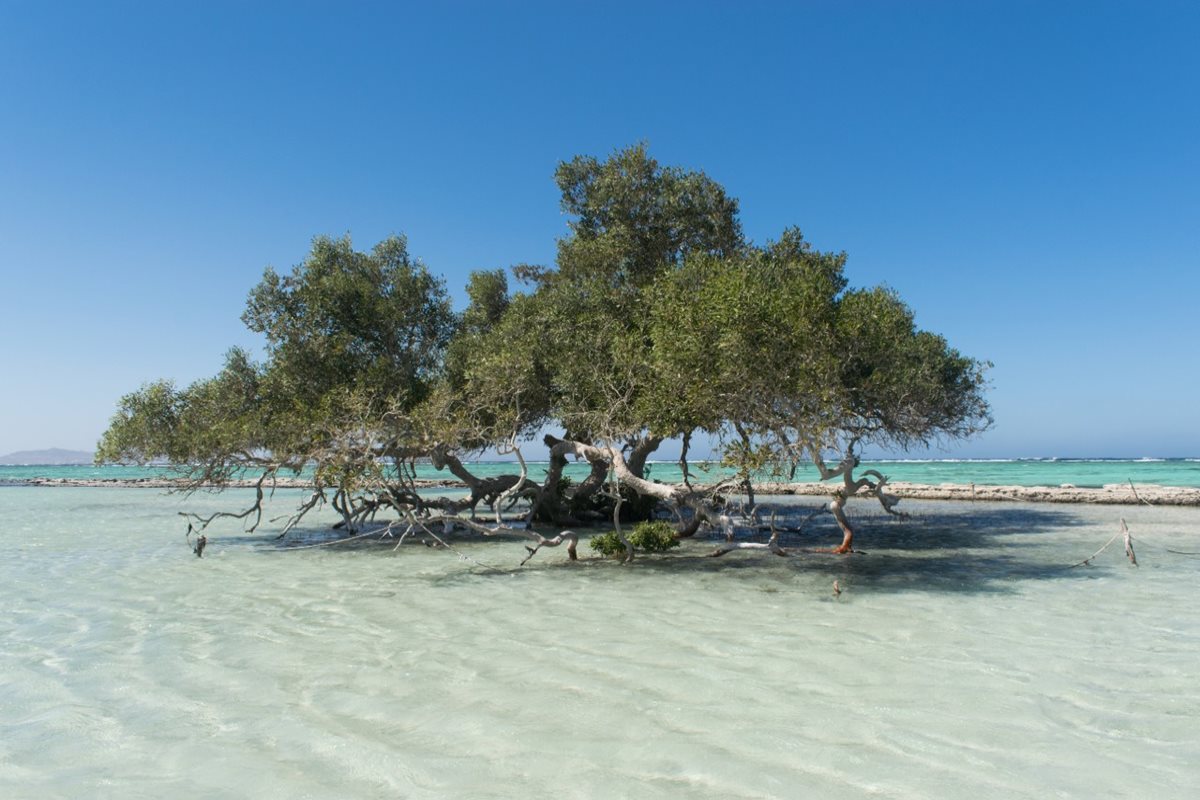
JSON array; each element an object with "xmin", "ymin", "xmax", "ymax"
[{"xmin": 178, "ymin": 472, "xmax": 269, "ymax": 533}]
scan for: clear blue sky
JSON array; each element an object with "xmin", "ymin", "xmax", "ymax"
[{"xmin": 1, "ymin": 0, "xmax": 1197, "ymax": 458}]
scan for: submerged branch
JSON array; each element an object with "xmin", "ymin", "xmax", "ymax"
[{"xmin": 707, "ymin": 510, "xmax": 788, "ymax": 557}]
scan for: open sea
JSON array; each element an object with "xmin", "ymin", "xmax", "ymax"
[
  {"xmin": 4, "ymin": 457, "xmax": 1200, "ymax": 488},
  {"xmin": 3, "ymin": 462, "xmax": 1199, "ymax": 797}
]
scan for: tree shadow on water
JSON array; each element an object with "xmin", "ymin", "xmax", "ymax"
[
  {"xmin": 199, "ymin": 525, "xmax": 410, "ymax": 552},
  {"xmin": 845, "ymin": 504, "xmax": 1092, "ymax": 551},
  {"xmin": 201, "ymin": 503, "xmax": 1118, "ymax": 596},
  {"xmin": 634, "ymin": 503, "xmax": 1107, "ymax": 595}
]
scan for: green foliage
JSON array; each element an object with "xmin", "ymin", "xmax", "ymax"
[
  {"xmin": 460, "ymin": 269, "xmax": 509, "ymax": 335},
  {"xmin": 643, "ymin": 224, "xmax": 990, "ymax": 475},
  {"xmin": 95, "ymin": 379, "xmax": 181, "ymax": 465},
  {"xmin": 98, "ymin": 235, "xmax": 455, "ymax": 485},
  {"xmin": 830, "ymin": 287, "xmax": 991, "ymax": 447},
  {"xmin": 589, "ymin": 520, "xmax": 680, "ymax": 557},
  {"xmin": 96, "ymin": 348, "xmax": 273, "ymax": 471},
  {"xmin": 98, "ymin": 144, "xmax": 990, "ymax": 523},
  {"xmin": 642, "ymin": 229, "xmax": 846, "ymax": 438},
  {"xmin": 554, "ymin": 142, "xmax": 743, "ymax": 287},
  {"xmin": 243, "ymin": 234, "xmax": 454, "ymax": 411},
  {"xmin": 437, "ymin": 288, "xmax": 555, "ymax": 447},
  {"xmin": 505, "ymin": 143, "xmax": 748, "ymax": 440}
]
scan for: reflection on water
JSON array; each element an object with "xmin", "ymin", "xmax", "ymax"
[{"xmin": 2, "ymin": 487, "xmax": 1199, "ymax": 798}]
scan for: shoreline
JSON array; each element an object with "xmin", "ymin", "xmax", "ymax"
[{"xmin": 14, "ymin": 476, "xmax": 1200, "ymax": 506}]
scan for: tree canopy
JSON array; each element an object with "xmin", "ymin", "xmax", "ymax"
[
  {"xmin": 97, "ymin": 234, "xmax": 455, "ymax": 506},
  {"xmin": 98, "ymin": 144, "xmax": 990, "ymax": 559}
]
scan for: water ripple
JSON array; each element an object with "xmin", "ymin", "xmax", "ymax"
[{"xmin": 2, "ymin": 489, "xmax": 1199, "ymax": 797}]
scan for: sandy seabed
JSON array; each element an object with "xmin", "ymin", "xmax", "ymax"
[{"xmin": 4, "ymin": 486, "xmax": 1199, "ymax": 798}]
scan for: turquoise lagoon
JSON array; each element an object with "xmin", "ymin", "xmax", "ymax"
[
  {"xmin": 5, "ymin": 457, "xmax": 1200, "ymax": 488},
  {"xmin": 2, "ymin": 469, "xmax": 1199, "ymax": 797}
]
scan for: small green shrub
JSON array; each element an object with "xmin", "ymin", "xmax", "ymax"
[
  {"xmin": 590, "ymin": 520, "xmax": 680, "ymax": 557},
  {"xmin": 589, "ymin": 531, "xmax": 624, "ymax": 556},
  {"xmin": 630, "ymin": 520, "xmax": 681, "ymax": 552}
]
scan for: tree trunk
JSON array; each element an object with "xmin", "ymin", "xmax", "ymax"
[
  {"xmin": 625, "ymin": 435, "xmax": 663, "ymax": 479},
  {"xmin": 528, "ymin": 442, "xmax": 584, "ymax": 525},
  {"xmin": 431, "ymin": 446, "xmax": 521, "ymax": 517},
  {"xmin": 828, "ymin": 495, "xmax": 854, "ymax": 554},
  {"xmin": 808, "ymin": 444, "xmax": 906, "ymax": 554},
  {"xmin": 543, "ymin": 435, "xmax": 679, "ymax": 503},
  {"xmin": 571, "ymin": 457, "xmax": 610, "ymax": 505}
]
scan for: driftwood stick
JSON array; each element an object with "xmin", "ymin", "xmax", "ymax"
[
  {"xmin": 1122, "ymin": 518, "xmax": 1138, "ymax": 566},
  {"xmin": 1070, "ymin": 518, "xmax": 1142, "ymax": 568},
  {"xmin": 1128, "ymin": 480, "xmax": 1153, "ymax": 507}
]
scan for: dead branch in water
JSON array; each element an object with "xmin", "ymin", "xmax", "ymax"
[
  {"xmin": 1128, "ymin": 480, "xmax": 1153, "ymax": 507},
  {"xmin": 1121, "ymin": 518, "xmax": 1138, "ymax": 566},
  {"xmin": 1070, "ymin": 518, "xmax": 1140, "ymax": 568},
  {"xmin": 185, "ymin": 524, "xmax": 207, "ymax": 558}
]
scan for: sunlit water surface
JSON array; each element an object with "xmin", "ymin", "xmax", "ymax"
[{"xmin": 2, "ymin": 486, "xmax": 1198, "ymax": 798}]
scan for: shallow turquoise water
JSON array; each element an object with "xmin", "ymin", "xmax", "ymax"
[
  {"xmin": 5, "ymin": 457, "xmax": 1200, "ymax": 488},
  {"xmin": 2, "ymin": 486, "xmax": 1199, "ymax": 797}
]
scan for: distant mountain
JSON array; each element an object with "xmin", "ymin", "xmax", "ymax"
[{"xmin": 0, "ymin": 448, "xmax": 94, "ymax": 465}]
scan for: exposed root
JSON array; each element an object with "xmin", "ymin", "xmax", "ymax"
[
  {"xmin": 707, "ymin": 542, "xmax": 789, "ymax": 557},
  {"xmin": 272, "ymin": 489, "xmax": 326, "ymax": 539},
  {"xmin": 405, "ymin": 512, "xmax": 579, "ymax": 566},
  {"xmin": 707, "ymin": 509, "xmax": 789, "ymax": 557}
]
